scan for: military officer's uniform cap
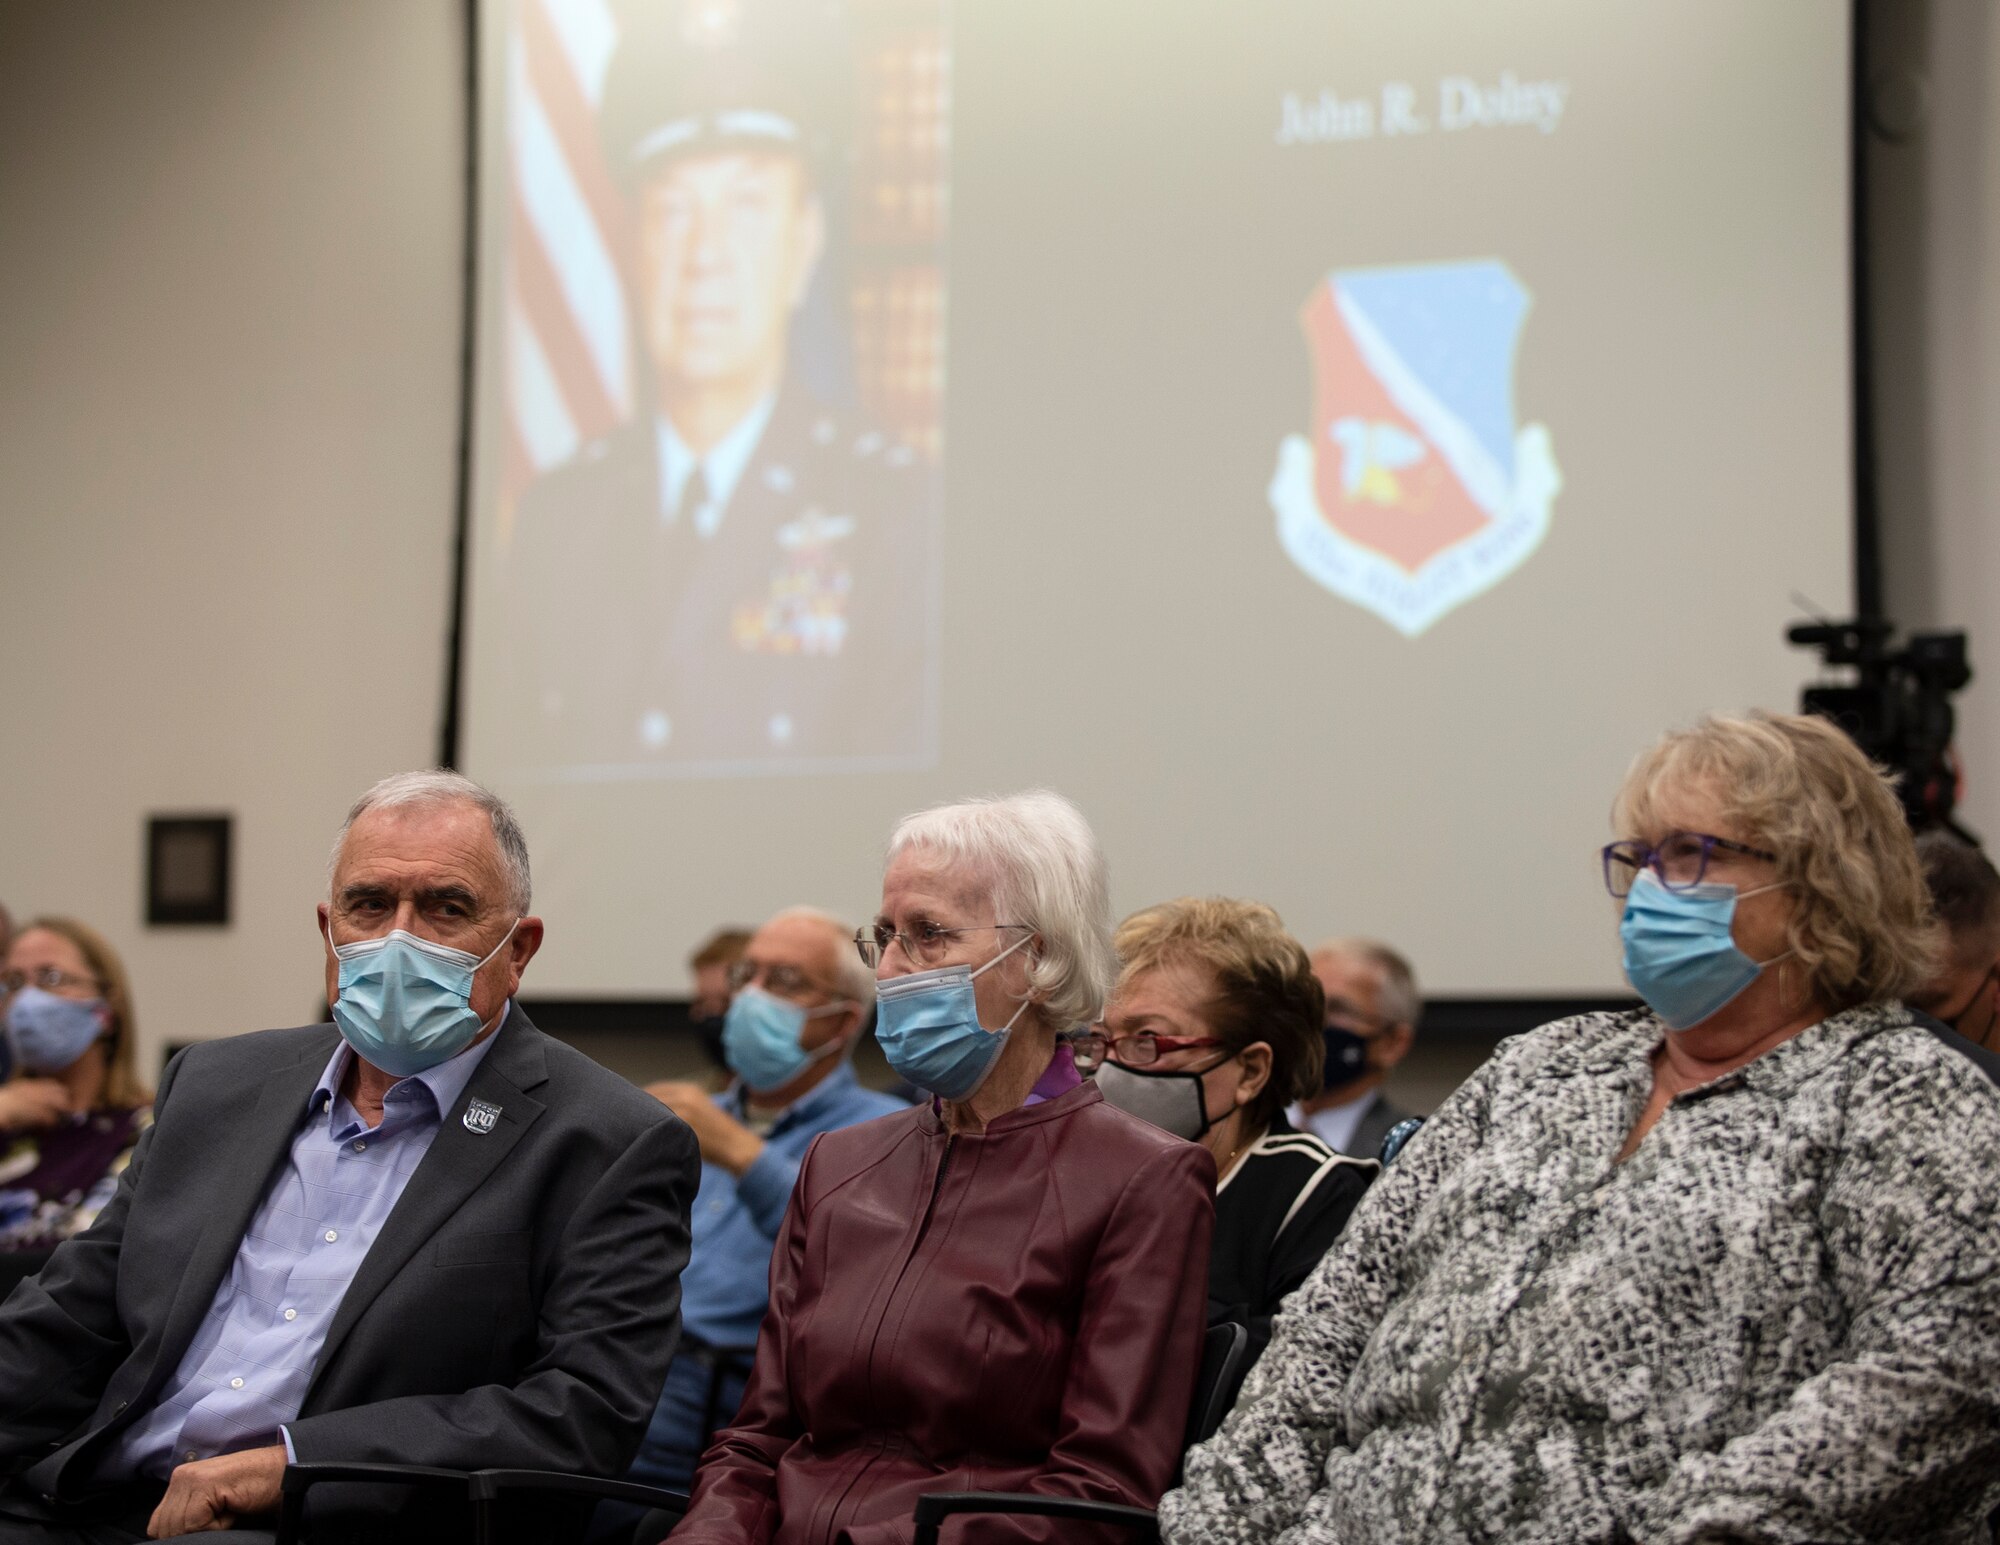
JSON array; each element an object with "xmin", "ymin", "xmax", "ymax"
[{"xmin": 600, "ymin": 0, "xmax": 852, "ymax": 184}]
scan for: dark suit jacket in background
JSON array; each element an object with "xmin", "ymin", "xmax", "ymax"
[
  {"xmin": 0, "ymin": 1007, "xmax": 698, "ymax": 1538},
  {"xmin": 1348, "ymin": 1090, "xmax": 1418, "ymax": 1163}
]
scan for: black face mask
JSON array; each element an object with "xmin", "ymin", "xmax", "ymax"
[
  {"xmin": 1320, "ymin": 1026, "xmax": 1372, "ymax": 1095},
  {"xmin": 691, "ymin": 1012, "xmax": 730, "ymax": 1072}
]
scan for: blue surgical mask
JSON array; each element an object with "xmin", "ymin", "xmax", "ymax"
[
  {"xmin": 5, "ymin": 987, "xmax": 109, "ymax": 1074},
  {"xmin": 722, "ymin": 986, "xmax": 850, "ymax": 1092},
  {"xmin": 326, "ymin": 919, "xmax": 518, "ymax": 1078},
  {"xmin": 1620, "ymin": 871, "xmax": 1788, "ymax": 1030},
  {"xmin": 874, "ymin": 933, "xmax": 1035, "ymax": 1101}
]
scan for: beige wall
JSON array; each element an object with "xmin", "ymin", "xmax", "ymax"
[
  {"xmin": 0, "ymin": 2, "xmax": 464, "ymax": 1081},
  {"xmin": 1, "ymin": 1, "xmax": 1995, "ymax": 1087}
]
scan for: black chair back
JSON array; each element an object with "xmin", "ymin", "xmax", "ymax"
[{"xmin": 1184, "ymin": 1320, "xmax": 1250, "ymax": 1451}]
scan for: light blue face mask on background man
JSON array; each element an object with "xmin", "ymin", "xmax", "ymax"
[
  {"xmin": 873, "ymin": 933, "xmax": 1035, "ymax": 1101},
  {"xmin": 722, "ymin": 986, "xmax": 851, "ymax": 1092},
  {"xmin": 326, "ymin": 919, "xmax": 519, "ymax": 1078},
  {"xmin": 1619, "ymin": 871, "xmax": 1790, "ymax": 1030}
]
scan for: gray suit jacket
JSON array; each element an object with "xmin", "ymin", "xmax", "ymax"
[
  {"xmin": 0, "ymin": 1007, "xmax": 697, "ymax": 1525},
  {"xmin": 1349, "ymin": 1091, "xmax": 1420, "ymax": 1163}
]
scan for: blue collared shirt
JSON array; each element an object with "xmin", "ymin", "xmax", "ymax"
[
  {"xmin": 680, "ymin": 1062, "xmax": 903, "ymax": 1347},
  {"xmin": 105, "ymin": 1022, "xmax": 500, "ymax": 1478}
]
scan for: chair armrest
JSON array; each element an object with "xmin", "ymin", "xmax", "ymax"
[
  {"xmin": 911, "ymin": 1490, "xmax": 1159, "ymax": 1545},
  {"xmin": 467, "ymin": 1470, "xmax": 690, "ymax": 1545},
  {"xmin": 467, "ymin": 1466, "xmax": 691, "ymax": 1510},
  {"xmin": 275, "ymin": 1461, "xmax": 469, "ymax": 1545}
]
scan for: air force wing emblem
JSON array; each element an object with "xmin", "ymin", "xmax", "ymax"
[
  {"xmin": 462, "ymin": 1097, "xmax": 502, "ymax": 1135},
  {"xmin": 1268, "ymin": 259, "xmax": 1561, "ymax": 636}
]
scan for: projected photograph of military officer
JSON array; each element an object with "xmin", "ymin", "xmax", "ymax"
[{"xmin": 506, "ymin": 1, "xmax": 934, "ymax": 776}]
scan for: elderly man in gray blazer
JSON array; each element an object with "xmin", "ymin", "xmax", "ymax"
[{"xmin": 0, "ymin": 772, "xmax": 698, "ymax": 1543}]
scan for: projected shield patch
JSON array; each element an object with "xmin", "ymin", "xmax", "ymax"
[{"xmin": 1268, "ymin": 260, "xmax": 1561, "ymax": 636}]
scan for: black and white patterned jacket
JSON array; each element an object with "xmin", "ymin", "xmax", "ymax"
[{"xmin": 1160, "ymin": 1002, "xmax": 2000, "ymax": 1544}]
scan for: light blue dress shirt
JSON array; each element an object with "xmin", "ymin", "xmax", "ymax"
[
  {"xmin": 105, "ymin": 1024, "xmax": 499, "ymax": 1479},
  {"xmin": 679, "ymin": 1061, "xmax": 904, "ymax": 1347}
]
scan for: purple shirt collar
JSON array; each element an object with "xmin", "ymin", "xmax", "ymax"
[
  {"xmin": 927, "ymin": 1042, "xmax": 1083, "ymax": 1113},
  {"xmin": 1022, "ymin": 1042, "xmax": 1082, "ymax": 1107}
]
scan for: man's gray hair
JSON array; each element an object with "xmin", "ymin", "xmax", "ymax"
[
  {"xmin": 768, "ymin": 905, "xmax": 877, "ymax": 1005},
  {"xmin": 1314, "ymin": 935, "xmax": 1422, "ymax": 1029},
  {"xmin": 887, "ymin": 790, "xmax": 1115, "ymax": 1029},
  {"xmin": 329, "ymin": 769, "xmax": 533, "ymax": 914}
]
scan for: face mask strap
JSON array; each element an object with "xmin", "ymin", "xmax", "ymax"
[
  {"xmin": 969, "ymin": 929, "xmax": 1035, "ymax": 981},
  {"xmin": 799, "ymin": 998, "xmax": 860, "ymax": 1063},
  {"xmin": 996, "ymin": 994, "xmax": 1032, "ymax": 1035},
  {"xmin": 473, "ymin": 918, "xmax": 522, "ymax": 971},
  {"xmin": 325, "ymin": 916, "xmax": 520, "ymax": 969},
  {"xmin": 969, "ymin": 930, "xmax": 1039, "ymax": 1031}
]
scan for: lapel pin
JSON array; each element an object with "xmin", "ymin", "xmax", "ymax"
[{"xmin": 462, "ymin": 1097, "xmax": 502, "ymax": 1135}]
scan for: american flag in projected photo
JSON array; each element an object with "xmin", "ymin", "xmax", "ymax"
[
  {"xmin": 500, "ymin": 0, "xmax": 949, "ymax": 522},
  {"xmin": 503, "ymin": 0, "xmax": 632, "ymax": 511}
]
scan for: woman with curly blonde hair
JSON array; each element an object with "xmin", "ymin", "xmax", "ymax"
[{"xmin": 1163, "ymin": 711, "xmax": 2000, "ymax": 1545}]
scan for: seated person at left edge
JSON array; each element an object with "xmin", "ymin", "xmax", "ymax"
[
  {"xmin": 0, "ymin": 771, "xmax": 698, "ymax": 1545},
  {"xmin": 0, "ymin": 918, "xmax": 153, "ymax": 1252},
  {"xmin": 632, "ymin": 908, "xmax": 903, "ymax": 1494}
]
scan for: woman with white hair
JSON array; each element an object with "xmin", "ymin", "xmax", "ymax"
[
  {"xmin": 1162, "ymin": 712, "xmax": 2000, "ymax": 1544},
  {"xmin": 671, "ymin": 791, "xmax": 1217, "ymax": 1545}
]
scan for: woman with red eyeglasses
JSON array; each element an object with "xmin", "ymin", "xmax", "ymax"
[{"xmin": 1081, "ymin": 897, "xmax": 1376, "ymax": 1376}]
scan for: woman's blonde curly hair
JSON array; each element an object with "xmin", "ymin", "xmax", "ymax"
[{"xmin": 1613, "ymin": 711, "xmax": 1941, "ymax": 1010}]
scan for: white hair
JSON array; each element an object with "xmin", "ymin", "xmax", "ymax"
[
  {"xmin": 768, "ymin": 905, "xmax": 877, "ymax": 1005},
  {"xmin": 329, "ymin": 769, "xmax": 532, "ymax": 914},
  {"xmin": 887, "ymin": 789, "xmax": 1115, "ymax": 1028},
  {"xmin": 1313, "ymin": 935, "xmax": 1422, "ymax": 1029}
]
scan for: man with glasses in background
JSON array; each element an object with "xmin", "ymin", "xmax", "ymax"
[
  {"xmin": 620, "ymin": 908, "xmax": 903, "ymax": 1517},
  {"xmin": 1287, "ymin": 938, "xmax": 1424, "ymax": 1159},
  {"xmin": 1910, "ymin": 831, "xmax": 2000, "ymax": 1081}
]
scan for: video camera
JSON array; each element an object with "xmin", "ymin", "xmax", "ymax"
[{"xmin": 1789, "ymin": 617, "xmax": 1972, "ymax": 833}]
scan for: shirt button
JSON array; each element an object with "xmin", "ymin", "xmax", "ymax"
[
  {"xmin": 352, "ymin": 1140, "xmax": 366, "ymax": 1153},
  {"xmin": 185, "ymin": 1450, "xmax": 198, "ymax": 1462},
  {"xmin": 284, "ymin": 1309, "xmax": 298, "ymax": 1321},
  {"xmin": 324, "ymin": 1230, "xmax": 338, "ymax": 1243},
  {"xmin": 230, "ymin": 1377, "xmax": 244, "ymax": 1389}
]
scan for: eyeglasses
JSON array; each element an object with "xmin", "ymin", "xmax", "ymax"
[
  {"xmin": 854, "ymin": 921, "xmax": 1032, "ymax": 969},
  {"xmin": 1322, "ymin": 996, "xmax": 1391, "ymax": 1036},
  {"xmin": 1069, "ymin": 1026, "xmax": 1227, "ymax": 1071},
  {"xmin": 1601, "ymin": 831, "xmax": 1779, "ymax": 898},
  {"xmin": 725, "ymin": 959, "xmax": 832, "ymax": 1000},
  {"xmin": 0, "ymin": 965, "xmax": 103, "ymax": 998}
]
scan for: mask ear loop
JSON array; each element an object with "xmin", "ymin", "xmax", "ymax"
[
  {"xmin": 801, "ymin": 997, "xmax": 862, "ymax": 1066},
  {"xmin": 1734, "ymin": 880, "xmax": 1799, "ymax": 984},
  {"xmin": 470, "ymin": 919, "xmax": 524, "ymax": 1036},
  {"xmin": 971, "ymin": 930, "xmax": 1039, "ymax": 1029}
]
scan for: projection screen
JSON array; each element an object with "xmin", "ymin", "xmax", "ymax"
[{"xmin": 459, "ymin": 0, "xmax": 1853, "ymax": 998}]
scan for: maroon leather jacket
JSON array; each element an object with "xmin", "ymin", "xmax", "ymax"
[{"xmin": 672, "ymin": 1080, "xmax": 1216, "ymax": 1545}]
